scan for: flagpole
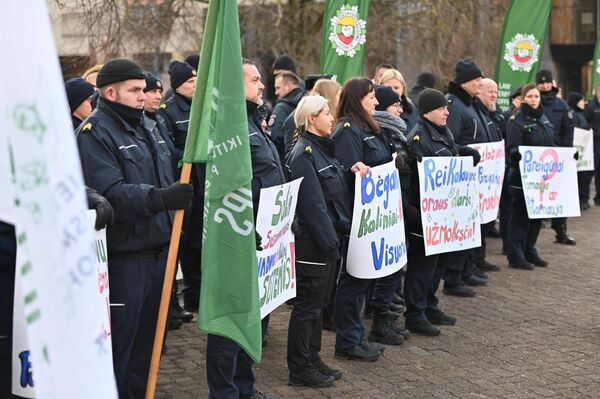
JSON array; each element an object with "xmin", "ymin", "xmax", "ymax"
[{"xmin": 145, "ymin": 162, "xmax": 192, "ymax": 399}]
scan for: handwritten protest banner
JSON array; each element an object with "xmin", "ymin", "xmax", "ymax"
[
  {"xmin": 418, "ymin": 156, "xmax": 481, "ymax": 256},
  {"xmin": 573, "ymin": 127, "xmax": 594, "ymax": 172},
  {"xmin": 347, "ymin": 160, "xmax": 407, "ymax": 279},
  {"xmin": 468, "ymin": 141, "xmax": 505, "ymax": 223},
  {"xmin": 519, "ymin": 145, "xmax": 581, "ymax": 218},
  {"xmin": 256, "ymin": 179, "xmax": 302, "ymax": 318},
  {"xmin": 12, "ymin": 211, "xmax": 113, "ymax": 397}
]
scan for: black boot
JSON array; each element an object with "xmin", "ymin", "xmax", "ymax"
[{"xmin": 368, "ymin": 312, "xmax": 404, "ymax": 345}]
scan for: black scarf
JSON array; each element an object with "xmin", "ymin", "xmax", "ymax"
[
  {"xmin": 447, "ymin": 81, "xmax": 473, "ymax": 106},
  {"xmin": 100, "ymin": 97, "xmax": 144, "ymax": 127},
  {"xmin": 521, "ymin": 103, "xmax": 545, "ymax": 119}
]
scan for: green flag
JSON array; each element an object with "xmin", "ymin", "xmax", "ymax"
[
  {"xmin": 590, "ymin": 35, "xmax": 600, "ymax": 99},
  {"xmin": 495, "ymin": 0, "xmax": 551, "ymax": 110},
  {"xmin": 320, "ymin": 0, "xmax": 369, "ymax": 83},
  {"xmin": 184, "ymin": 0, "xmax": 261, "ymax": 362}
]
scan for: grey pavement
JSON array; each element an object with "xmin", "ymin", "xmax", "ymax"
[{"xmin": 157, "ymin": 205, "xmax": 600, "ymax": 398}]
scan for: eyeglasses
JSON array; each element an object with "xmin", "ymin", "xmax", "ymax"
[{"xmin": 390, "ymin": 102, "xmax": 403, "ymax": 110}]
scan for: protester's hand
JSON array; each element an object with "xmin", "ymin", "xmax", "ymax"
[
  {"xmin": 458, "ymin": 146, "xmax": 481, "ymax": 166},
  {"xmin": 255, "ymin": 231, "xmax": 263, "ymax": 251},
  {"xmin": 351, "ymin": 162, "xmax": 370, "ymax": 177},
  {"xmin": 149, "ymin": 181, "xmax": 193, "ymax": 212},
  {"xmin": 574, "ymin": 151, "xmax": 579, "ymax": 161},
  {"xmin": 416, "ymin": 156, "xmax": 423, "ymax": 163},
  {"xmin": 86, "ymin": 187, "xmax": 114, "ymax": 230},
  {"xmin": 394, "ymin": 154, "xmax": 405, "ymax": 170},
  {"xmin": 510, "ymin": 150, "xmax": 522, "ymax": 165}
]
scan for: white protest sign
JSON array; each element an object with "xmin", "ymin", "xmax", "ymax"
[
  {"xmin": 347, "ymin": 160, "xmax": 407, "ymax": 279},
  {"xmin": 0, "ymin": 2, "xmax": 118, "ymax": 397},
  {"xmin": 469, "ymin": 141, "xmax": 506, "ymax": 223},
  {"xmin": 417, "ymin": 156, "xmax": 481, "ymax": 256},
  {"xmin": 573, "ymin": 127, "xmax": 594, "ymax": 171},
  {"xmin": 256, "ymin": 179, "xmax": 302, "ymax": 318},
  {"xmin": 519, "ymin": 145, "xmax": 581, "ymax": 218}
]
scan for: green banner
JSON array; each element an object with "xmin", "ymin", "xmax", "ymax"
[
  {"xmin": 184, "ymin": 0, "xmax": 261, "ymax": 362},
  {"xmin": 495, "ymin": 0, "xmax": 552, "ymax": 110},
  {"xmin": 320, "ymin": 0, "xmax": 369, "ymax": 84},
  {"xmin": 590, "ymin": 34, "xmax": 600, "ymax": 99}
]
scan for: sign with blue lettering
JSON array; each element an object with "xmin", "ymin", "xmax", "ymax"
[
  {"xmin": 417, "ymin": 156, "xmax": 481, "ymax": 256},
  {"xmin": 468, "ymin": 141, "xmax": 506, "ymax": 223},
  {"xmin": 256, "ymin": 179, "xmax": 302, "ymax": 318},
  {"xmin": 347, "ymin": 160, "xmax": 407, "ymax": 279},
  {"xmin": 519, "ymin": 146, "xmax": 581, "ymax": 218}
]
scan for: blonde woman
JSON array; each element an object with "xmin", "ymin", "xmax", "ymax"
[
  {"xmin": 286, "ymin": 95, "xmax": 368, "ymax": 388},
  {"xmin": 379, "ymin": 68, "xmax": 418, "ymax": 130}
]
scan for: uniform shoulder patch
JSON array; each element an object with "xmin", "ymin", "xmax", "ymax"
[
  {"xmin": 413, "ymin": 134, "xmax": 420, "ymax": 141},
  {"xmin": 304, "ymin": 145, "xmax": 312, "ymax": 153},
  {"xmin": 82, "ymin": 122, "xmax": 93, "ymax": 132},
  {"xmin": 343, "ymin": 122, "xmax": 351, "ymax": 128},
  {"xmin": 159, "ymin": 103, "xmax": 167, "ymax": 109}
]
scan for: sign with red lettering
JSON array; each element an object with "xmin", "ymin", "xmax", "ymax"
[
  {"xmin": 417, "ymin": 156, "xmax": 482, "ymax": 256},
  {"xmin": 256, "ymin": 179, "xmax": 302, "ymax": 318},
  {"xmin": 468, "ymin": 141, "xmax": 505, "ymax": 223}
]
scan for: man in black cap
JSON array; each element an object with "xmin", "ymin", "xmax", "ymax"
[
  {"xmin": 76, "ymin": 58, "xmax": 193, "ymax": 398},
  {"xmin": 159, "ymin": 60, "xmax": 205, "ymax": 313},
  {"xmin": 65, "ymin": 77, "xmax": 95, "ymax": 130},
  {"xmin": 443, "ymin": 59, "xmax": 492, "ymax": 296},
  {"xmin": 265, "ymin": 53, "xmax": 303, "ymax": 107},
  {"xmin": 408, "ymin": 72, "xmax": 437, "ymax": 104},
  {"xmin": 536, "ymin": 69, "xmax": 576, "ymax": 245}
]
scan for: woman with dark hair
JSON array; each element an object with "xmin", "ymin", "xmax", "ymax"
[
  {"xmin": 506, "ymin": 83, "xmax": 555, "ymax": 270},
  {"xmin": 332, "ymin": 77, "xmax": 405, "ymax": 363}
]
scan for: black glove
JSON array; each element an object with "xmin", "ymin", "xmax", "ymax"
[
  {"xmin": 395, "ymin": 154, "xmax": 406, "ymax": 170},
  {"xmin": 510, "ymin": 150, "xmax": 522, "ymax": 165},
  {"xmin": 255, "ymin": 231, "xmax": 263, "ymax": 251},
  {"xmin": 86, "ymin": 187, "xmax": 114, "ymax": 230},
  {"xmin": 459, "ymin": 146, "xmax": 481, "ymax": 167},
  {"xmin": 148, "ymin": 182, "xmax": 193, "ymax": 212},
  {"xmin": 574, "ymin": 151, "xmax": 579, "ymax": 161}
]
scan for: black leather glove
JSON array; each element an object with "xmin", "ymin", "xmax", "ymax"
[
  {"xmin": 510, "ymin": 150, "xmax": 522, "ymax": 166},
  {"xmin": 458, "ymin": 146, "xmax": 481, "ymax": 167},
  {"xmin": 574, "ymin": 151, "xmax": 579, "ymax": 161},
  {"xmin": 86, "ymin": 187, "xmax": 114, "ymax": 230},
  {"xmin": 148, "ymin": 182, "xmax": 193, "ymax": 212},
  {"xmin": 395, "ymin": 154, "xmax": 406, "ymax": 170},
  {"xmin": 255, "ymin": 231, "xmax": 263, "ymax": 251}
]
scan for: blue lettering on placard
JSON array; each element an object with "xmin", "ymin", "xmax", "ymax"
[
  {"xmin": 19, "ymin": 350, "xmax": 34, "ymax": 388},
  {"xmin": 361, "ymin": 170, "xmax": 400, "ymax": 209},
  {"xmin": 423, "ymin": 158, "xmax": 477, "ymax": 192},
  {"xmin": 370, "ymin": 237, "xmax": 406, "ymax": 270}
]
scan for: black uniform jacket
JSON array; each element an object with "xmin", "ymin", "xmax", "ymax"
[
  {"xmin": 540, "ymin": 89, "xmax": 574, "ymax": 147},
  {"xmin": 505, "ymin": 105, "xmax": 555, "ymax": 188},
  {"xmin": 158, "ymin": 92, "xmax": 190, "ymax": 158},
  {"xmin": 287, "ymin": 130, "xmax": 351, "ymax": 262},
  {"xmin": 267, "ymin": 87, "xmax": 305, "ymax": 162},
  {"xmin": 247, "ymin": 101, "xmax": 286, "ymax": 216},
  {"xmin": 76, "ymin": 98, "xmax": 175, "ymax": 254},
  {"xmin": 446, "ymin": 82, "xmax": 495, "ymax": 145}
]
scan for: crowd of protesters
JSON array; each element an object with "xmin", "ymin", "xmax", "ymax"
[{"xmin": 1, "ymin": 51, "xmax": 597, "ymax": 399}]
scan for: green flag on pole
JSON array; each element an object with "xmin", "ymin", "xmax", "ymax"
[
  {"xmin": 590, "ymin": 35, "xmax": 600, "ymax": 99},
  {"xmin": 320, "ymin": 0, "xmax": 369, "ymax": 84},
  {"xmin": 495, "ymin": 0, "xmax": 552, "ymax": 110},
  {"xmin": 183, "ymin": 0, "xmax": 262, "ymax": 362}
]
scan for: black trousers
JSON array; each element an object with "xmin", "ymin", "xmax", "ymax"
[
  {"xmin": 472, "ymin": 222, "xmax": 493, "ymax": 266},
  {"xmin": 507, "ymin": 188, "xmax": 541, "ymax": 263},
  {"xmin": 287, "ymin": 259, "xmax": 337, "ymax": 372},
  {"xmin": 442, "ymin": 249, "xmax": 470, "ymax": 287},
  {"xmin": 499, "ymin": 172, "xmax": 512, "ymax": 250},
  {"xmin": 108, "ymin": 250, "xmax": 166, "ymax": 399},
  {"xmin": 0, "ymin": 223, "xmax": 16, "ymax": 397},
  {"xmin": 179, "ymin": 188, "xmax": 203, "ymax": 310}
]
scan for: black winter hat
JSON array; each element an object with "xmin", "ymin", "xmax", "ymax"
[
  {"xmin": 416, "ymin": 72, "xmax": 437, "ymax": 88},
  {"xmin": 144, "ymin": 74, "xmax": 163, "ymax": 92},
  {"xmin": 169, "ymin": 60, "xmax": 196, "ymax": 90},
  {"xmin": 375, "ymin": 86, "xmax": 401, "ymax": 111},
  {"xmin": 305, "ymin": 74, "xmax": 334, "ymax": 92},
  {"xmin": 418, "ymin": 88, "xmax": 448, "ymax": 115},
  {"xmin": 567, "ymin": 91, "xmax": 584, "ymax": 108},
  {"xmin": 96, "ymin": 58, "xmax": 146, "ymax": 88},
  {"xmin": 510, "ymin": 86, "xmax": 522, "ymax": 100},
  {"xmin": 454, "ymin": 60, "xmax": 483, "ymax": 84},
  {"xmin": 536, "ymin": 69, "xmax": 553, "ymax": 84},
  {"xmin": 184, "ymin": 54, "xmax": 200, "ymax": 70},
  {"xmin": 65, "ymin": 77, "xmax": 95, "ymax": 113},
  {"xmin": 272, "ymin": 53, "xmax": 297, "ymax": 73}
]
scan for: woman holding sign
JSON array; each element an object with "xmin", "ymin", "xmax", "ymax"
[
  {"xmin": 286, "ymin": 95, "xmax": 368, "ymax": 387},
  {"xmin": 331, "ymin": 77, "xmax": 407, "ymax": 362},
  {"xmin": 506, "ymin": 84, "xmax": 554, "ymax": 270}
]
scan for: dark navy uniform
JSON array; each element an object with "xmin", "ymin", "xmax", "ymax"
[
  {"xmin": 267, "ymin": 87, "xmax": 304, "ymax": 163},
  {"xmin": 286, "ymin": 130, "xmax": 351, "ymax": 373},
  {"xmin": 505, "ymin": 105, "xmax": 554, "ymax": 265},
  {"xmin": 583, "ymin": 96, "xmax": 600, "ymax": 204},
  {"xmin": 77, "ymin": 97, "xmax": 176, "ymax": 398},
  {"xmin": 158, "ymin": 93, "xmax": 204, "ymax": 310},
  {"xmin": 0, "ymin": 222, "xmax": 16, "ymax": 397},
  {"xmin": 572, "ymin": 104, "xmax": 592, "ymax": 205},
  {"xmin": 330, "ymin": 118, "xmax": 401, "ymax": 350},
  {"xmin": 405, "ymin": 118, "xmax": 460, "ymax": 324},
  {"xmin": 206, "ymin": 100, "xmax": 285, "ymax": 399}
]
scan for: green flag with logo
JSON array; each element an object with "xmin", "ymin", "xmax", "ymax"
[
  {"xmin": 590, "ymin": 34, "xmax": 600, "ymax": 99},
  {"xmin": 183, "ymin": 0, "xmax": 261, "ymax": 362},
  {"xmin": 495, "ymin": 0, "xmax": 551, "ymax": 110},
  {"xmin": 320, "ymin": 0, "xmax": 369, "ymax": 84}
]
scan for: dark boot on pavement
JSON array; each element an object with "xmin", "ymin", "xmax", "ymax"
[
  {"xmin": 443, "ymin": 284, "xmax": 476, "ymax": 297},
  {"xmin": 426, "ymin": 309, "xmax": 457, "ymax": 325},
  {"xmin": 405, "ymin": 319, "xmax": 440, "ymax": 336},
  {"xmin": 368, "ymin": 312, "xmax": 405, "ymax": 345},
  {"xmin": 334, "ymin": 342, "xmax": 381, "ymax": 362},
  {"xmin": 289, "ymin": 366, "xmax": 335, "ymax": 388},
  {"xmin": 312, "ymin": 360, "xmax": 343, "ymax": 380}
]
